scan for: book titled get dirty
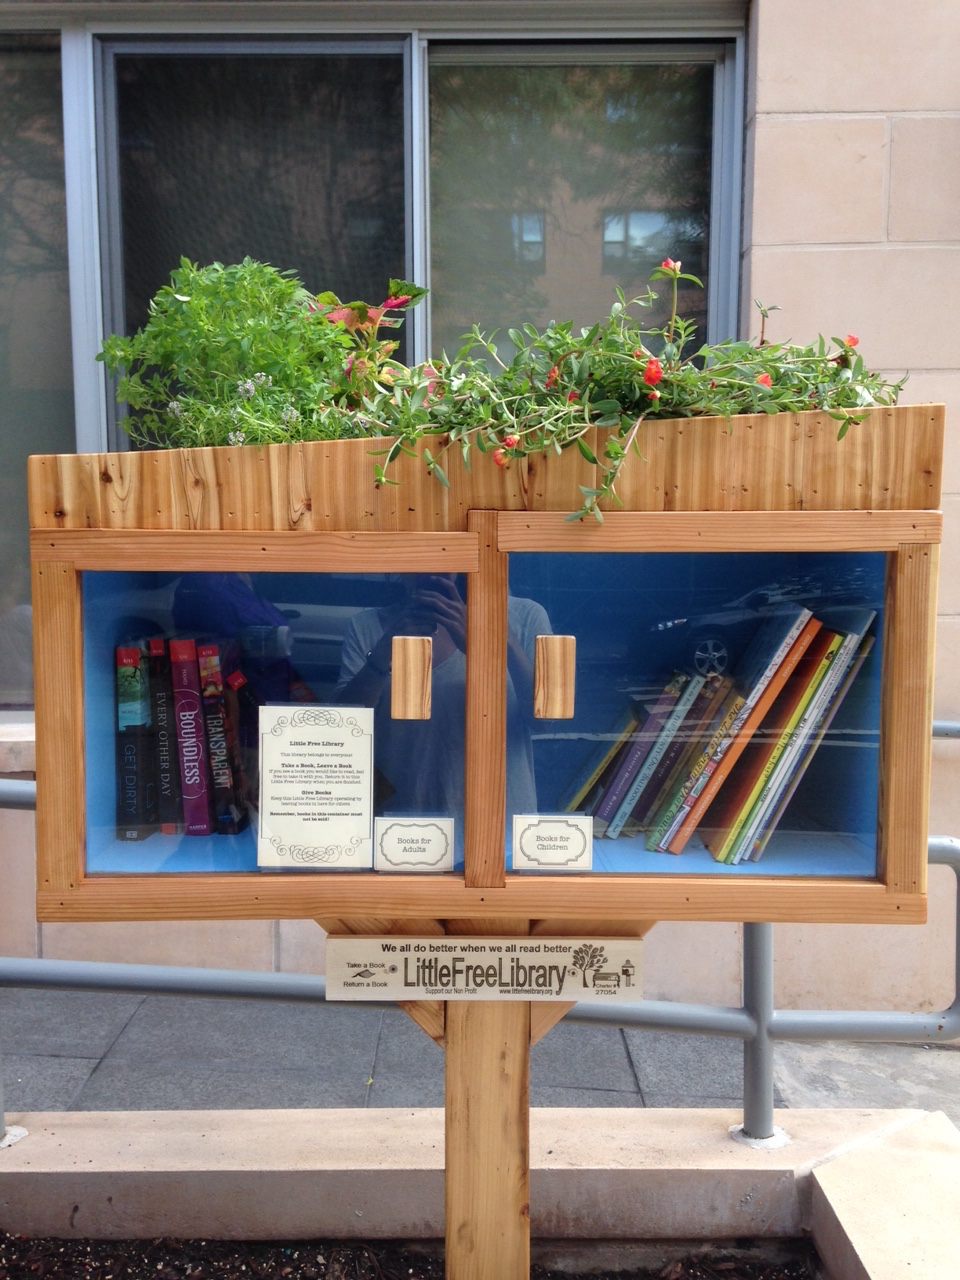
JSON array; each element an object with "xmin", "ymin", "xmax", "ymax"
[{"xmin": 257, "ymin": 705, "xmax": 374, "ymax": 869}]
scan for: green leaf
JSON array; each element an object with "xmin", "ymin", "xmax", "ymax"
[{"xmin": 576, "ymin": 437, "xmax": 599, "ymax": 464}]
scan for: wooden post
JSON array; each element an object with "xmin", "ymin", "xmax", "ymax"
[{"xmin": 445, "ymin": 999, "xmax": 531, "ymax": 1279}]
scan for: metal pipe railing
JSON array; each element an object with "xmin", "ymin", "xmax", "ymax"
[{"xmin": 3, "ymin": 740, "xmax": 959, "ymax": 1143}]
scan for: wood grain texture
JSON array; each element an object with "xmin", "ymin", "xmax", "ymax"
[
  {"xmin": 36, "ymin": 875, "xmax": 925, "ymax": 925},
  {"xmin": 446, "ymin": 999, "xmax": 530, "ymax": 1280},
  {"xmin": 391, "ymin": 636, "xmax": 432, "ymax": 720},
  {"xmin": 31, "ymin": 561, "xmax": 85, "ymax": 894},
  {"xmin": 30, "ymin": 529, "xmax": 480, "ymax": 573},
  {"xmin": 497, "ymin": 510, "xmax": 942, "ymax": 553},
  {"xmin": 29, "ymin": 407, "xmax": 945, "ymax": 533},
  {"xmin": 444, "ymin": 917, "xmax": 530, "ymax": 1278},
  {"xmin": 879, "ymin": 543, "xmax": 939, "ymax": 896},
  {"xmin": 533, "ymin": 635, "xmax": 576, "ymax": 720},
  {"xmin": 465, "ymin": 511, "xmax": 508, "ymax": 889}
]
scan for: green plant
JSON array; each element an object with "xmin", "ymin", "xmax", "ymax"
[{"xmin": 99, "ymin": 256, "xmax": 904, "ymax": 522}]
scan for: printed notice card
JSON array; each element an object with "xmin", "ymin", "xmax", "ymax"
[{"xmin": 257, "ymin": 705, "xmax": 374, "ymax": 869}]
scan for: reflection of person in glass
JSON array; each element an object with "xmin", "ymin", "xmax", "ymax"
[{"xmin": 336, "ymin": 574, "xmax": 550, "ymax": 820}]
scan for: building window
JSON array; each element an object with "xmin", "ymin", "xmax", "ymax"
[{"xmin": 0, "ymin": 33, "xmax": 75, "ymax": 706}]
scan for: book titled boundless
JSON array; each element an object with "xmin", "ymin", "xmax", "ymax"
[{"xmin": 169, "ymin": 638, "xmax": 213, "ymax": 836}]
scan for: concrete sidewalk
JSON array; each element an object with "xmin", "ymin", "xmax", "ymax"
[{"xmin": 2, "ymin": 987, "xmax": 959, "ymax": 1120}]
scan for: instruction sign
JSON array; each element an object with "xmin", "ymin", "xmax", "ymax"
[{"xmin": 327, "ymin": 936, "xmax": 641, "ymax": 1002}]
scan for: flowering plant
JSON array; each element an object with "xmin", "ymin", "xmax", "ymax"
[{"xmin": 100, "ymin": 256, "xmax": 904, "ymax": 522}]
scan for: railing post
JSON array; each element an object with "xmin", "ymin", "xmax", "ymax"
[{"xmin": 741, "ymin": 922, "xmax": 776, "ymax": 1140}]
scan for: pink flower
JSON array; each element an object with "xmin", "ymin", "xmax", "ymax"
[
  {"xmin": 643, "ymin": 357, "xmax": 663, "ymax": 387},
  {"xmin": 545, "ymin": 365, "xmax": 560, "ymax": 390},
  {"xmin": 661, "ymin": 258, "xmax": 681, "ymax": 273},
  {"xmin": 756, "ymin": 372, "xmax": 773, "ymax": 388},
  {"xmin": 493, "ymin": 447, "xmax": 508, "ymax": 468},
  {"xmin": 845, "ymin": 334, "xmax": 859, "ymax": 348},
  {"xmin": 503, "ymin": 434, "xmax": 520, "ymax": 449}
]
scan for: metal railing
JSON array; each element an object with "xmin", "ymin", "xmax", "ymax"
[{"xmin": 2, "ymin": 803, "xmax": 958, "ymax": 1145}]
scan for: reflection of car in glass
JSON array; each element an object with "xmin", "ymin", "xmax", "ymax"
[{"xmin": 647, "ymin": 573, "xmax": 874, "ymax": 677}]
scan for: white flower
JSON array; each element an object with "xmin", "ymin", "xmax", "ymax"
[
  {"xmin": 167, "ymin": 399, "xmax": 183, "ymax": 418},
  {"xmin": 253, "ymin": 372, "xmax": 272, "ymax": 386},
  {"xmin": 237, "ymin": 379, "xmax": 256, "ymax": 399},
  {"xmin": 227, "ymin": 430, "xmax": 246, "ymax": 446},
  {"xmin": 281, "ymin": 405, "xmax": 300, "ymax": 424}
]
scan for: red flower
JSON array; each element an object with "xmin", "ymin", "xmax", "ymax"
[
  {"xmin": 756, "ymin": 372, "xmax": 773, "ymax": 388},
  {"xmin": 643, "ymin": 357, "xmax": 663, "ymax": 387},
  {"xmin": 545, "ymin": 365, "xmax": 560, "ymax": 390},
  {"xmin": 845, "ymin": 334, "xmax": 860, "ymax": 348},
  {"xmin": 648, "ymin": 388, "xmax": 661, "ymax": 401},
  {"xmin": 493, "ymin": 447, "xmax": 508, "ymax": 468},
  {"xmin": 567, "ymin": 390, "xmax": 581, "ymax": 402},
  {"xmin": 661, "ymin": 258, "xmax": 681, "ymax": 272},
  {"xmin": 503, "ymin": 434, "xmax": 520, "ymax": 449},
  {"xmin": 633, "ymin": 348, "xmax": 645, "ymax": 359}
]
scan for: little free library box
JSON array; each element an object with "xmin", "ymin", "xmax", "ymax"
[{"xmin": 28, "ymin": 403, "xmax": 943, "ymax": 933}]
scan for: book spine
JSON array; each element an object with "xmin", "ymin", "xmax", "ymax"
[
  {"xmin": 147, "ymin": 638, "xmax": 182, "ymax": 834},
  {"xmin": 742, "ymin": 634, "xmax": 874, "ymax": 863},
  {"xmin": 169, "ymin": 638, "xmax": 214, "ymax": 836},
  {"xmin": 645, "ymin": 692, "xmax": 745, "ymax": 850},
  {"xmin": 115, "ymin": 645, "xmax": 157, "ymax": 841},
  {"xmin": 713, "ymin": 634, "xmax": 843, "ymax": 863},
  {"xmin": 594, "ymin": 680, "xmax": 685, "ymax": 833},
  {"xmin": 651, "ymin": 610, "xmax": 814, "ymax": 852},
  {"xmin": 562, "ymin": 710, "xmax": 640, "ymax": 813},
  {"xmin": 623, "ymin": 676, "xmax": 730, "ymax": 836},
  {"xmin": 666, "ymin": 618, "xmax": 822, "ymax": 854},
  {"xmin": 197, "ymin": 642, "xmax": 247, "ymax": 835},
  {"xmin": 605, "ymin": 675, "xmax": 706, "ymax": 839}
]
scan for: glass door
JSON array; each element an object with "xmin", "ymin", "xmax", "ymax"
[{"xmin": 506, "ymin": 548, "xmax": 886, "ymax": 879}]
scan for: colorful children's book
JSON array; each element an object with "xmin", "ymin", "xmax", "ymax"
[
  {"xmin": 561, "ymin": 704, "xmax": 642, "ymax": 813},
  {"xmin": 647, "ymin": 606, "xmax": 814, "ymax": 852},
  {"xmin": 594, "ymin": 674, "xmax": 692, "ymax": 836},
  {"xmin": 737, "ymin": 617, "xmax": 876, "ymax": 863},
  {"xmin": 604, "ymin": 673, "xmax": 707, "ymax": 838}
]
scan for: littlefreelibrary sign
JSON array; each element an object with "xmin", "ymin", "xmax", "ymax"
[{"xmin": 326, "ymin": 936, "xmax": 641, "ymax": 1002}]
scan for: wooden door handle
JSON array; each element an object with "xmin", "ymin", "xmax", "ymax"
[
  {"xmin": 391, "ymin": 635, "xmax": 432, "ymax": 719},
  {"xmin": 534, "ymin": 634, "xmax": 576, "ymax": 719}
]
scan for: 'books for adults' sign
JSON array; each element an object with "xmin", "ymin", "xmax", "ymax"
[
  {"xmin": 257, "ymin": 705, "xmax": 374, "ymax": 868},
  {"xmin": 327, "ymin": 937, "xmax": 642, "ymax": 1002}
]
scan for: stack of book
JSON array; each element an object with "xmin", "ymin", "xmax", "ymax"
[
  {"xmin": 114, "ymin": 636, "xmax": 252, "ymax": 841},
  {"xmin": 565, "ymin": 604, "xmax": 876, "ymax": 863}
]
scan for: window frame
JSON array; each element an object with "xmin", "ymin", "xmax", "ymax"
[{"xmin": 54, "ymin": 12, "xmax": 745, "ymax": 453}]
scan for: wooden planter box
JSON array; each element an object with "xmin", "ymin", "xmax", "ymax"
[{"xmin": 28, "ymin": 404, "xmax": 944, "ymax": 928}]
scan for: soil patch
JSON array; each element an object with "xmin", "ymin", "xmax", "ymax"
[{"xmin": 0, "ymin": 1232, "xmax": 821, "ymax": 1279}]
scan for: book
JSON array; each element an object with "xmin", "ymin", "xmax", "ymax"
[
  {"xmin": 738, "ymin": 620, "xmax": 877, "ymax": 863},
  {"xmin": 665, "ymin": 615, "xmax": 822, "ymax": 853},
  {"xmin": 169, "ymin": 637, "xmax": 214, "ymax": 836},
  {"xmin": 620, "ymin": 673, "xmax": 732, "ymax": 838},
  {"xmin": 594, "ymin": 674, "xmax": 692, "ymax": 836},
  {"xmin": 197, "ymin": 641, "xmax": 248, "ymax": 835},
  {"xmin": 115, "ymin": 644, "xmax": 157, "ymax": 841},
  {"xmin": 604, "ymin": 673, "xmax": 707, "ymax": 838},
  {"xmin": 561, "ymin": 704, "xmax": 642, "ymax": 813},
  {"xmin": 703, "ymin": 628, "xmax": 842, "ymax": 862},
  {"xmin": 146, "ymin": 637, "xmax": 182, "ymax": 835},
  {"xmin": 646, "ymin": 606, "xmax": 814, "ymax": 851}
]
